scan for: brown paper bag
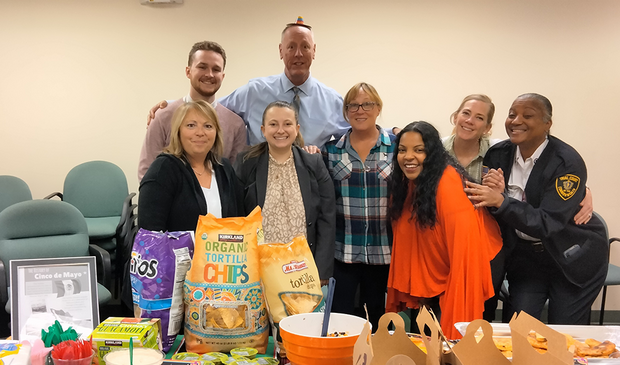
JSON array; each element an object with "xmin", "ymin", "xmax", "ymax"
[
  {"xmin": 415, "ymin": 307, "xmax": 443, "ymax": 364},
  {"xmin": 372, "ymin": 312, "xmax": 433, "ymax": 365},
  {"xmin": 447, "ymin": 319, "xmax": 510, "ymax": 365},
  {"xmin": 353, "ymin": 319, "xmax": 373, "ymax": 365},
  {"xmin": 510, "ymin": 311, "xmax": 572, "ymax": 365}
]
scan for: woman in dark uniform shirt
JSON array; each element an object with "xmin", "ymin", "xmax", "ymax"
[{"xmin": 465, "ymin": 93, "xmax": 607, "ymax": 324}]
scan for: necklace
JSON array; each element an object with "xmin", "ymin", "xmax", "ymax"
[{"xmin": 192, "ymin": 166, "xmax": 207, "ymax": 176}]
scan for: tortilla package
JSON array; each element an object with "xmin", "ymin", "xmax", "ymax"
[
  {"xmin": 258, "ymin": 235, "xmax": 324, "ymax": 324},
  {"xmin": 258, "ymin": 235, "xmax": 324, "ymax": 360},
  {"xmin": 131, "ymin": 229, "xmax": 194, "ymax": 352},
  {"xmin": 184, "ymin": 207, "xmax": 269, "ymax": 353}
]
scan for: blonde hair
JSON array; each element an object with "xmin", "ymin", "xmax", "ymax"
[
  {"xmin": 164, "ymin": 100, "xmax": 223, "ymax": 166},
  {"xmin": 343, "ymin": 82, "xmax": 383, "ymax": 122},
  {"xmin": 449, "ymin": 94, "xmax": 495, "ymax": 136}
]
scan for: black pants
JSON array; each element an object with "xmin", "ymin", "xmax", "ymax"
[
  {"xmin": 506, "ymin": 244, "xmax": 605, "ymax": 324},
  {"xmin": 483, "ymin": 246, "xmax": 506, "ymax": 322},
  {"xmin": 331, "ymin": 259, "xmax": 390, "ymax": 332}
]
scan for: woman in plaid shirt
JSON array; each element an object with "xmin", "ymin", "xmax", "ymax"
[{"xmin": 322, "ymin": 83, "xmax": 395, "ymax": 331}]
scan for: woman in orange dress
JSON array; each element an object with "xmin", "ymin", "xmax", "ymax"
[{"xmin": 386, "ymin": 121, "xmax": 502, "ymax": 339}]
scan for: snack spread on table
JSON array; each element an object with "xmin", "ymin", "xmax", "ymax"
[
  {"xmin": 408, "ymin": 329, "xmax": 620, "ymax": 360},
  {"xmin": 28, "ymin": 201, "xmax": 620, "ymax": 364},
  {"xmin": 490, "ymin": 331, "xmax": 619, "ymax": 358}
]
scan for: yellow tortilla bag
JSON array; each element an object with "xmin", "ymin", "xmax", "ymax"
[{"xmin": 258, "ymin": 235, "xmax": 324, "ymax": 324}]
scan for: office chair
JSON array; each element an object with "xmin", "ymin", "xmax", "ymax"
[
  {"xmin": 0, "ymin": 199, "xmax": 112, "ymax": 314},
  {"xmin": 0, "ymin": 175, "xmax": 32, "ymax": 212}
]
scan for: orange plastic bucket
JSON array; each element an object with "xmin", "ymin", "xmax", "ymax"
[{"xmin": 279, "ymin": 313, "xmax": 368, "ymax": 365}]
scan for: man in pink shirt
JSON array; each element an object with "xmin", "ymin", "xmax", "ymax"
[{"xmin": 138, "ymin": 41, "xmax": 247, "ymax": 181}]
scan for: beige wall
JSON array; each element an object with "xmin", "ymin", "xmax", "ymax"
[{"xmin": 1, "ymin": 0, "xmax": 619, "ymax": 308}]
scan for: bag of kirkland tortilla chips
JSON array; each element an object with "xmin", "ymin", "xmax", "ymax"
[
  {"xmin": 184, "ymin": 207, "xmax": 268, "ymax": 353},
  {"xmin": 258, "ymin": 235, "xmax": 325, "ymax": 359},
  {"xmin": 131, "ymin": 229, "xmax": 194, "ymax": 352}
]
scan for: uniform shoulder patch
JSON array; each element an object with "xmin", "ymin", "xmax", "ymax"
[{"xmin": 555, "ymin": 174, "xmax": 580, "ymax": 200}]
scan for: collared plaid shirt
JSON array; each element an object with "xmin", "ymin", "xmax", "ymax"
[{"xmin": 322, "ymin": 126, "xmax": 395, "ymax": 265}]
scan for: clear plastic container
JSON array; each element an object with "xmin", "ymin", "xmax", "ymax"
[
  {"xmin": 103, "ymin": 348, "xmax": 164, "ymax": 365},
  {"xmin": 51, "ymin": 350, "xmax": 95, "ymax": 365}
]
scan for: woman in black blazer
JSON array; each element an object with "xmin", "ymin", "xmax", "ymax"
[
  {"xmin": 235, "ymin": 101, "xmax": 336, "ymax": 283},
  {"xmin": 139, "ymin": 100, "xmax": 243, "ymax": 232},
  {"xmin": 465, "ymin": 93, "xmax": 607, "ymax": 324}
]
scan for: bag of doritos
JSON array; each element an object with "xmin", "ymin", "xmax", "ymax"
[
  {"xmin": 183, "ymin": 207, "xmax": 269, "ymax": 353},
  {"xmin": 131, "ymin": 229, "xmax": 194, "ymax": 352},
  {"xmin": 258, "ymin": 235, "xmax": 325, "ymax": 360}
]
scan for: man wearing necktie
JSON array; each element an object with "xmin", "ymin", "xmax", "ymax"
[{"xmin": 218, "ymin": 17, "xmax": 350, "ymax": 148}]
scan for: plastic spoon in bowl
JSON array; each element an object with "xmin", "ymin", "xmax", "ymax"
[{"xmin": 321, "ymin": 277, "xmax": 336, "ymax": 337}]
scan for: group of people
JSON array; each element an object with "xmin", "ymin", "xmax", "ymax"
[{"xmin": 136, "ymin": 18, "xmax": 608, "ymax": 340}]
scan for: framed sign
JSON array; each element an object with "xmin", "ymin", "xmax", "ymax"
[{"xmin": 10, "ymin": 257, "xmax": 100, "ymax": 340}]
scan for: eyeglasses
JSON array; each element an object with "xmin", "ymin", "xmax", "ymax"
[{"xmin": 346, "ymin": 102, "xmax": 377, "ymax": 112}]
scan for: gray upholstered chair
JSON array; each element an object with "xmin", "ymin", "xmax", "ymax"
[
  {"xmin": 0, "ymin": 199, "xmax": 112, "ymax": 314},
  {"xmin": 45, "ymin": 161, "xmax": 135, "ymax": 297},
  {"xmin": 46, "ymin": 161, "xmax": 135, "ymax": 249}
]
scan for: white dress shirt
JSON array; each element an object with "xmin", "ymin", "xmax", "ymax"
[
  {"xmin": 219, "ymin": 73, "xmax": 350, "ymax": 146},
  {"xmin": 201, "ymin": 171, "xmax": 222, "ymax": 218},
  {"xmin": 507, "ymin": 138, "xmax": 549, "ymax": 241}
]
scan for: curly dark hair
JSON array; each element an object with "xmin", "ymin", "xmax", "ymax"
[{"xmin": 388, "ymin": 121, "xmax": 470, "ymax": 228}]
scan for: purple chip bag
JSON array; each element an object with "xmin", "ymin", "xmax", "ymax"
[{"xmin": 131, "ymin": 229, "xmax": 194, "ymax": 352}]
